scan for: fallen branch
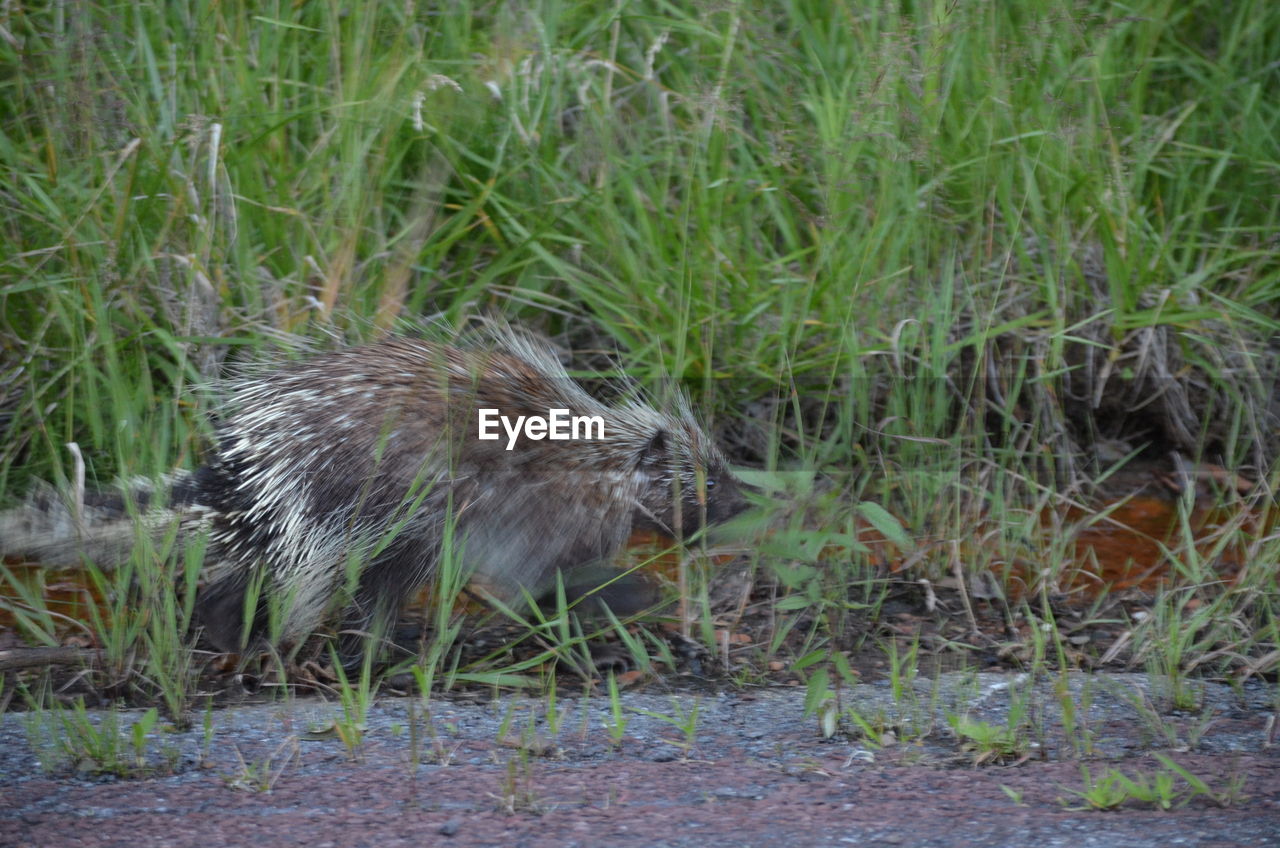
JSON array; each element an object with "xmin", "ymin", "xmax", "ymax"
[{"xmin": 0, "ymin": 646, "xmax": 93, "ymax": 673}]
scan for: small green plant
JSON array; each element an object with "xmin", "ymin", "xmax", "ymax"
[
  {"xmin": 405, "ymin": 694, "xmax": 439, "ymax": 769},
  {"xmin": 496, "ymin": 701, "xmax": 519, "ymax": 743},
  {"xmin": 224, "ymin": 738, "xmax": 300, "ymax": 793},
  {"xmin": 599, "ymin": 603, "xmax": 652, "ymax": 675},
  {"xmin": 404, "ymin": 695, "xmax": 461, "ymax": 768},
  {"xmin": 1116, "ymin": 767, "xmax": 1181, "ymax": 811},
  {"xmin": 1107, "ymin": 678, "xmax": 1217, "ymax": 751},
  {"xmin": 1062, "ymin": 765, "xmax": 1134, "ymax": 811},
  {"xmin": 24, "ymin": 698, "xmax": 174, "ymax": 778},
  {"xmin": 949, "ymin": 716, "xmax": 1030, "ymax": 766},
  {"xmin": 128, "ymin": 707, "xmax": 159, "ymax": 768},
  {"xmin": 999, "ymin": 784, "xmax": 1026, "ymax": 806},
  {"xmin": 800, "ymin": 663, "xmax": 840, "ymax": 740},
  {"xmin": 322, "ymin": 645, "xmax": 378, "ymax": 762},
  {"xmin": 542, "ymin": 672, "xmax": 565, "ymax": 738},
  {"xmin": 885, "ymin": 635, "xmax": 920, "ymax": 704},
  {"xmin": 632, "ymin": 697, "xmax": 703, "ymax": 760},
  {"xmin": 1133, "ymin": 587, "xmax": 1216, "ymax": 712},
  {"xmin": 0, "ymin": 561, "xmax": 67, "ymax": 649},
  {"xmin": 140, "ymin": 525, "xmax": 206, "ymax": 727},
  {"xmin": 601, "ymin": 672, "xmax": 629, "ymax": 749},
  {"xmin": 199, "ymin": 698, "xmax": 216, "ymax": 766},
  {"xmin": 766, "ymin": 490, "xmax": 900, "ymax": 655},
  {"xmin": 1154, "ymin": 753, "xmax": 1249, "ymax": 808},
  {"xmin": 840, "ymin": 707, "xmax": 897, "ymax": 748},
  {"xmin": 493, "ymin": 750, "xmax": 547, "ymax": 815},
  {"xmin": 1060, "ymin": 756, "xmax": 1249, "ymax": 811},
  {"xmin": 1054, "ymin": 671, "xmax": 1096, "ymax": 758},
  {"xmin": 409, "ymin": 501, "xmax": 470, "ymax": 696},
  {"xmin": 799, "ymin": 641, "xmax": 867, "ymax": 740}
]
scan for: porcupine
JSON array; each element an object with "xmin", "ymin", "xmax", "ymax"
[{"xmin": 3, "ymin": 330, "xmax": 748, "ymax": 659}]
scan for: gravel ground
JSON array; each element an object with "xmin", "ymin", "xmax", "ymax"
[{"xmin": 2, "ymin": 672, "xmax": 1278, "ymax": 847}]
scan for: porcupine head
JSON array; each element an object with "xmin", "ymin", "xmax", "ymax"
[{"xmin": 193, "ymin": 331, "xmax": 749, "ymax": 657}]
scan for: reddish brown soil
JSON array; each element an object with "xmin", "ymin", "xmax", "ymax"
[
  {"xmin": 3, "ymin": 683, "xmax": 1278, "ymax": 848},
  {"xmin": 4, "ymin": 752, "xmax": 1279, "ymax": 848}
]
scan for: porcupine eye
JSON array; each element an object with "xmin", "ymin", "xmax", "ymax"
[{"xmin": 701, "ymin": 466, "xmax": 750, "ymax": 525}]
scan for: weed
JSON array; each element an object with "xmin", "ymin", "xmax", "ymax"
[
  {"xmin": 999, "ymin": 785, "xmax": 1026, "ymax": 806},
  {"xmin": 1107, "ymin": 678, "xmax": 1217, "ymax": 752},
  {"xmin": 492, "ymin": 751, "xmax": 548, "ymax": 815},
  {"xmin": 24, "ymin": 697, "xmax": 176, "ymax": 778},
  {"xmin": 324, "ymin": 646, "xmax": 378, "ymax": 763},
  {"xmin": 1154, "ymin": 753, "xmax": 1249, "ymax": 808},
  {"xmin": 1061, "ymin": 756, "xmax": 1248, "ymax": 811},
  {"xmin": 840, "ymin": 708, "xmax": 898, "ymax": 749},
  {"xmin": 631, "ymin": 697, "xmax": 703, "ymax": 760},
  {"xmin": 223, "ymin": 737, "xmax": 300, "ymax": 793},
  {"xmin": 949, "ymin": 716, "xmax": 1031, "ymax": 766},
  {"xmin": 1054, "ymin": 671, "xmax": 1096, "ymax": 758},
  {"xmin": 1062, "ymin": 765, "xmax": 1134, "ymax": 811},
  {"xmin": 601, "ymin": 672, "xmax": 629, "ymax": 749},
  {"xmin": 541, "ymin": 672, "xmax": 571, "ymax": 740}
]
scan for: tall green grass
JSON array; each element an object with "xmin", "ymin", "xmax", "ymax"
[{"xmin": 2, "ymin": 0, "xmax": 1277, "ymax": 690}]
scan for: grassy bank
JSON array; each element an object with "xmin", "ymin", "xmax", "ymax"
[{"xmin": 1, "ymin": 0, "xmax": 1278, "ymax": 726}]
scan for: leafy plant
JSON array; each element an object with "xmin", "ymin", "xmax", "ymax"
[
  {"xmin": 631, "ymin": 697, "xmax": 703, "ymax": 760},
  {"xmin": 1060, "ymin": 757, "xmax": 1249, "ymax": 811},
  {"xmin": 601, "ymin": 672, "xmax": 629, "ymax": 750},
  {"xmin": 949, "ymin": 716, "xmax": 1031, "ymax": 766},
  {"xmin": 223, "ymin": 738, "xmax": 300, "ymax": 793},
  {"xmin": 24, "ymin": 698, "xmax": 175, "ymax": 778}
]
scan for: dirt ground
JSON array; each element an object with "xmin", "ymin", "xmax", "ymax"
[{"xmin": 3, "ymin": 674, "xmax": 1277, "ymax": 848}]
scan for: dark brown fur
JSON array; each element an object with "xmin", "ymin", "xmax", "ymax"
[{"xmin": 190, "ymin": 333, "xmax": 748, "ymax": 656}]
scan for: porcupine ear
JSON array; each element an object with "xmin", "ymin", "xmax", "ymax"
[{"xmin": 636, "ymin": 428, "xmax": 669, "ymax": 471}]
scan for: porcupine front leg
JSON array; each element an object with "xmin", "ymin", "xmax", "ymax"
[
  {"xmin": 195, "ymin": 565, "xmax": 269, "ymax": 654},
  {"xmin": 546, "ymin": 562, "xmax": 661, "ymax": 617},
  {"xmin": 333, "ymin": 534, "xmax": 444, "ymax": 666}
]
